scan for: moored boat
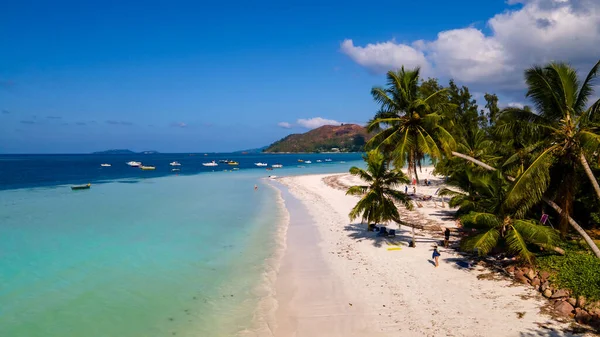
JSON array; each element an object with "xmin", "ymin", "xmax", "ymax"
[
  {"xmin": 140, "ymin": 166, "xmax": 156, "ymax": 170},
  {"xmin": 254, "ymin": 162, "xmax": 268, "ymax": 167},
  {"xmin": 126, "ymin": 161, "xmax": 142, "ymax": 167},
  {"xmin": 100, "ymin": 163, "xmax": 111, "ymax": 167},
  {"xmin": 71, "ymin": 183, "xmax": 91, "ymax": 190},
  {"xmin": 272, "ymin": 164, "xmax": 283, "ymax": 168},
  {"xmin": 203, "ymin": 161, "xmax": 218, "ymax": 167},
  {"xmin": 325, "ymin": 158, "xmax": 332, "ymax": 162},
  {"xmin": 228, "ymin": 161, "xmax": 239, "ymax": 166},
  {"xmin": 305, "ymin": 160, "xmax": 312, "ymax": 164},
  {"xmin": 316, "ymin": 160, "xmax": 322, "ymax": 163},
  {"xmin": 169, "ymin": 161, "xmax": 181, "ymax": 166},
  {"xmin": 298, "ymin": 159, "xmax": 304, "ymax": 162}
]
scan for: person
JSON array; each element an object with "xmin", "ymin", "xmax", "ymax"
[
  {"xmin": 254, "ymin": 184, "xmax": 258, "ymax": 191},
  {"xmin": 444, "ymin": 227, "xmax": 450, "ymax": 248},
  {"xmin": 413, "ymin": 186, "xmax": 416, "ymax": 195},
  {"xmin": 432, "ymin": 246, "xmax": 441, "ymax": 267},
  {"xmin": 424, "ymin": 178, "xmax": 428, "ymax": 186},
  {"xmin": 405, "ymin": 185, "xmax": 408, "ymax": 194}
]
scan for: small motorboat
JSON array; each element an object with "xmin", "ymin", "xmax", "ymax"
[
  {"xmin": 100, "ymin": 163, "xmax": 111, "ymax": 167},
  {"xmin": 228, "ymin": 161, "xmax": 239, "ymax": 166},
  {"xmin": 254, "ymin": 162, "xmax": 268, "ymax": 167},
  {"xmin": 203, "ymin": 161, "xmax": 218, "ymax": 167},
  {"xmin": 268, "ymin": 175, "xmax": 277, "ymax": 179},
  {"xmin": 171, "ymin": 168, "xmax": 180, "ymax": 172},
  {"xmin": 218, "ymin": 159, "xmax": 229, "ymax": 163},
  {"xmin": 140, "ymin": 166, "xmax": 156, "ymax": 170},
  {"xmin": 233, "ymin": 167, "xmax": 240, "ymax": 170},
  {"xmin": 297, "ymin": 159, "xmax": 304, "ymax": 162},
  {"xmin": 169, "ymin": 161, "xmax": 181, "ymax": 166},
  {"xmin": 316, "ymin": 160, "xmax": 322, "ymax": 163},
  {"xmin": 127, "ymin": 161, "xmax": 142, "ymax": 167},
  {"xmin": 325, "ymin": 158, "xmax": 332, "ymax": 162},
  {"xmin": 71, "ymin": 183, "xmax": 91, "ymax": 190},
  {"xmin": 305, "ymin": 160, "xmax": 312, "ymax": 164},
  {"xmin": 272, "ymin": 164, "xmax": 283, "ymax": 168}
]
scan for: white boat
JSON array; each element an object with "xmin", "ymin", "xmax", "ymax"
[
  {"xmin": 169, "ymin": 161, "xmax": 181, "ymax": 166},
  {"xmin": 100, "ymin": 163, "xmax": 111, "ymax": 167},
  {"xmin": 316, "ymin": 160, "xmax": 322, "ymax": 163},
  {"xmin": 202, "ymin": 161, "xmax": 218, "ymax": 167},
  {"xmin": 126, "ymin": 161, "xmax": 142, "ymax": 167},
  {"xmin": 305, "ymin": 160, "xmax": 312, "ymax": 164},
  {"xmin": 268, "ymin": 175, "xmax": 277, "ymax": 179},
  {"xmin": 171, "ymin": 168, "xmax": 180, "ymax": 172},
  {"xmin": 325, "ymin": 158, "xmax": 332, "ymax": 162},
  {"xmin": 272, "ymin": 164, "xmax": 283, "ymax": 168},
  {"xmin": 254, "ymin": 162, "xmax": 268, "ymax": 167}
]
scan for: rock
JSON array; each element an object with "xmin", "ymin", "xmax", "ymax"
[
  {"xmin": 567, "ymin": 297, "xmax": 577, "ymax": 307},
  {"xmin": 515, "ymin": 275, "xmax": 529, "ymax": 284},
  {"xmin": 576, "ymin": 296, "xmax": 586, "ymax": 308},
  {"xmin": 540, "ymin": 281, "xmax": 550, "ymax": 292},
  {"xmin": 530, "ymin": 277, "xmax": 541, "ymax": 287},
  {"xmin": 539, "ymin": 271, "xmax": 550, "ymax": 282},
  {"xmin": 543, "ymin": 289, "xmax": 553, "ymax": 298},
  {"xmin": 514, "ymin": 269, "xmax": 525, "ymax": 279},
  {"xmin": 550, "ymin": 289, "xmax": 569, "ymax": 299},
  {"xmin": 525, "ymin": 269, "xmax": 536, "ymax": 280},
  {"xmin": 506, "ymin": 265, "xmax": 515, "ymax": 274},
  {"xmin": 554, "ymin": 301, "xmax": 575, "ymax": 316},
  {"xmin": 575, "ymin": 308, "xmax": 591, "ymax": 324}
]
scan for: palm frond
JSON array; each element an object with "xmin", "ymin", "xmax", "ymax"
[
  {"xmin": 574, "ymin": 59, "xmax": 600, "ymax": 113},
  {"xmin": 461, "ymin": 212, "xmax": 502, "ymax": 229},
  {"xmin": 461, "ymin": 228, "xmax": 500, "ymax": 256},
  {"xmin": 512, "ymin": 219, "xmax": 559, "ymax": 246},
  {"xmin": 505, "ymin": 226, "xmax": 535, "ymax": 264}
]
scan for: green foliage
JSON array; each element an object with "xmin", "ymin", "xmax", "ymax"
[
  {"xmin": 537, "ymin": 249, "xmax": 600, "ymax": 301},
  {"xmin": 347, "ymin": 150, "xmax": 413, "ymax": 226}
]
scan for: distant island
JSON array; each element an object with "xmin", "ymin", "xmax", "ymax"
[
  {"xmin": 92, "ymin": 149, "xmax": 159, "ymax": 155},
  {"xmin": 263, "ymin": 124, "xmax": 371, "ymax": 153}
]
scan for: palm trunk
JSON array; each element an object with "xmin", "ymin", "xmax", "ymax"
[
  {"xmin": 543, "ymin": 198, "xmax": 600, "ymax": 259},
  {"xmin": 579, "ymin": 153, "xmax": 600, "ymax": 202},
  {"xmin": 452, "ymin": 151, "xmax": 600, "ymax": 259}
]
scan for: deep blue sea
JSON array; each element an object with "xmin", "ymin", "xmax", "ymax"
[{"xmin": 0, "ymin": 153, "xmax": 364, "ymax": 337}]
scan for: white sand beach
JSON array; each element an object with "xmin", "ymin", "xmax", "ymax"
[{"xmin": 268, "ymin": 168, "xmax": 582, "ymax": 337}]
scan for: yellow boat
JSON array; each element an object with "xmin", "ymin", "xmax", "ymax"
[
  {"xmin": 140, "ymin": 166, "xmax": 156, "ymax": 170},
  {"xmin": 228, "ymin": 161, "xmax": 239, "ymax": 166},
  {"xmin": 298, "ymin": 159, "xmax": 304, "ymax": 162}
]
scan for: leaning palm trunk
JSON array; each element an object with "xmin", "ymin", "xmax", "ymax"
[
  {"xmin": 452, "ymin": 151, "xmax": 600, "ymax": 259},
  {"xmin": 579, "ymin": 153, "xmax": 600, "ymax": 203}
]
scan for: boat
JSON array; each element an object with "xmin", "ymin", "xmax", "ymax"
[
  {"xmin": 325, "ymin": 158, "xmax": 332, "ymax": 162},
  {"xmin": 100, "ymin": 163, "xmax": 111, "ymax": 167},
  {"xmin": 171, "ymin": 168, "xmax": 180, "ymax": 172},
  {"xmin": 202, "ymin": 161, "xmax": 218, "ymax": 167},
  {"xmin": 233, "ymin": 167, "xmax": 239, "ymax": 170},
  {"xmin": 305, "ymin": 160, "xmax": 312, "ymax": 164},
  {"xmin": 297, "ymin": 159, "xmax": 304, "ymax": 162},
  {"xmin": 228, "ymin": 161, "xmax": 239, "ymax": 166},
  {"xmin": 169, "ymin": 161, "xmax": 181, "ymax": 166},
  {"xmin": 71, "ymin": 183, "xmax": 91, "ymax": 190},
  {"xmin": 140, "ymin": 166, "xmax": 156, "ymax": 170},
  {"xmin": 218, "ymin": 159, "xmax": 229, "ymax": 163},
  {"xmin": 254, "ymin": 162, "xmax": 268, "ymax": 167},
  {"xmin": 126, "ymin": 161, "xmax": 142, "ymax": 167},
  {"xmin": 316, "ymin": 160, "xmax": 322, "ymax": 163},
  {"xmin": 272, "ymin": 164, "xmax": 283, "ymax": 168},
  {"xmin": 268, "ymin": 175, "xmax": 277, "ymax": 179}
]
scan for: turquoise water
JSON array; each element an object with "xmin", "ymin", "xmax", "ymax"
[{"xmin": 0, "ymin": 160, "xmax": 364, "ymax": 337}]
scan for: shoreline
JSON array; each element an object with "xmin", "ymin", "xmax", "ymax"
[{"xmin": 266, "ymin": 169, "xmax": 581, "ymax": 336}]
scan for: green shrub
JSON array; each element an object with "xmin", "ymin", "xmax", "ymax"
[{"xmin": 537, "ymin": 250, "xmax": 600, "ymax": 301}]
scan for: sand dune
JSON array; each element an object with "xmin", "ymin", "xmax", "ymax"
[{"xmin": 270, "ymin": 169, "xmax": 582, "ymax": 337}]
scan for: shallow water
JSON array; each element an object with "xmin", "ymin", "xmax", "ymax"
[{"xmin": 0, "ymin": 157, "xmax": 364, "ymax": 337}]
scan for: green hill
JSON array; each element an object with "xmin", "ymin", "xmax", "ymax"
[{"xmin": 264, "ymin": 124, "xmax": 371, "ymax": 153}]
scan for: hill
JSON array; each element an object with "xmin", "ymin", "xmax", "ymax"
[
  {"xmin": 264, "ymin": 124, "xmax": 371, "ymax": 153},
  {"xmin": 92, "ymin": 149, "xmax": 159, "ymax": 155}
]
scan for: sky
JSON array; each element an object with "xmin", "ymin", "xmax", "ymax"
[{"xmin": 1, "ymin": 0, "xmax": 599, "ymax": 153}]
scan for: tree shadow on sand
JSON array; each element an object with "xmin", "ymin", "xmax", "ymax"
[
  {"xmin": 519, "ymin": 324, "xmax": 597, "ymax": 337},
  {"xmin": 344, "ymin": 223, "xmax": 438, "ymax": 248}
]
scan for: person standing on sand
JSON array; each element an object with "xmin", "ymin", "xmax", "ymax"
[
  {"xmin": 412, "ymin": 186, "xmax": 416, "ymax": 195},
  {"xmin": 432, "ymin": 246, "xmax": 441, "ymax": 267},
  {"xmin": 444, "ymin": 227, "xmax": 450, "ymax": 248},
  {"xmin": 405, "ymin": 185, "xmax": 408, "ymax": 194},
  {"xmin": 254, "ymin": 184, "xmax": 258, "ymax": 191}
]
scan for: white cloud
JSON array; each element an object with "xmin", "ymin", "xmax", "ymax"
[
  {"xmin": 296, "ymin": 117, "xmax": 342, "ymax": 129},
  {"xmin": 277, "ymin": 122, "xmax": 292, "ymax": 129},
  {"xmin": 507, "ymin": 102, "xmax": 525, "ymax": 109},
  {"xmin": 340, "ymin": 39, "xmax": 431, "ymax": 75},
  {"xmin": 341, "ymin": 0, "xmax": 600, "ymax": 89},
  {"xmin": 171, "ymin": 122, "xmax": 187, "ymax": 128}
]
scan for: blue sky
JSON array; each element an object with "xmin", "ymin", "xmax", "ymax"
[{"xmin": 1, "ymin": 0, "xmax": 598, "ymax": 153}]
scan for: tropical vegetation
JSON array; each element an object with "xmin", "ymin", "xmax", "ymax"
[{"xmin": 348, "ymin": 59, "xmax": 600, "ymax": 262}]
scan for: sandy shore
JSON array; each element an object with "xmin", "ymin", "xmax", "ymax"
[{"xmin": 269, "ymin": 167, "xmax": 580, "ymax": 337}]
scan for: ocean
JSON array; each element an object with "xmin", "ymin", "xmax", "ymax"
[{"xmin": 0, "ymin": 153, "xmax": 364, "ymax": 337}]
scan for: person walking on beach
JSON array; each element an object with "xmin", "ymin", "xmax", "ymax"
[
  {"xmin": 413, "ymin": 186, "xmax": 416, "ymax": 195},
  {"xmin": 432, "ymin": 246, "xmax": 441, "ymax": 267},
  {"xmin": 254, "ymin": 184, "xmax": 258, "ymax": 191},
  {"xmin": 405, "ymin": 185, "xmax": 408, "ymax": 194},
  {"xmin": 444, "ymin": 227, "xmax": 450, "ymax": 248}
]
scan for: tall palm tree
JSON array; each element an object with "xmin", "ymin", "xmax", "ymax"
[
  {"xmin": 499, "ymin": 61, "xmax": 600, "ymax": 236},
  {"xmin": 366, "ymin": 67, "xmax": 455, "ymax": 182},
  {"xmin": 347, "ymin": 150, "xmax": 413, "ymax": 231},
  {"xmin": 442, "ymin": 170, "xmax": 559, "ymax": 263}
]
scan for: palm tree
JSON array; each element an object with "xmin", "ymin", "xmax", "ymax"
[
  {"xmin": 347, "ymin": 150, "xmax": 413, "ymax": 231},
  {"xmin": 498, "ymin": 61, "xmax": 600, "ymax": 237},
  {"xmin": 442, "ymin": 170, "xmax": 559, "ymax": 264},
  {"xmin": 366, "ymin": 67, "xmax": 455, "ymax": 182}
]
